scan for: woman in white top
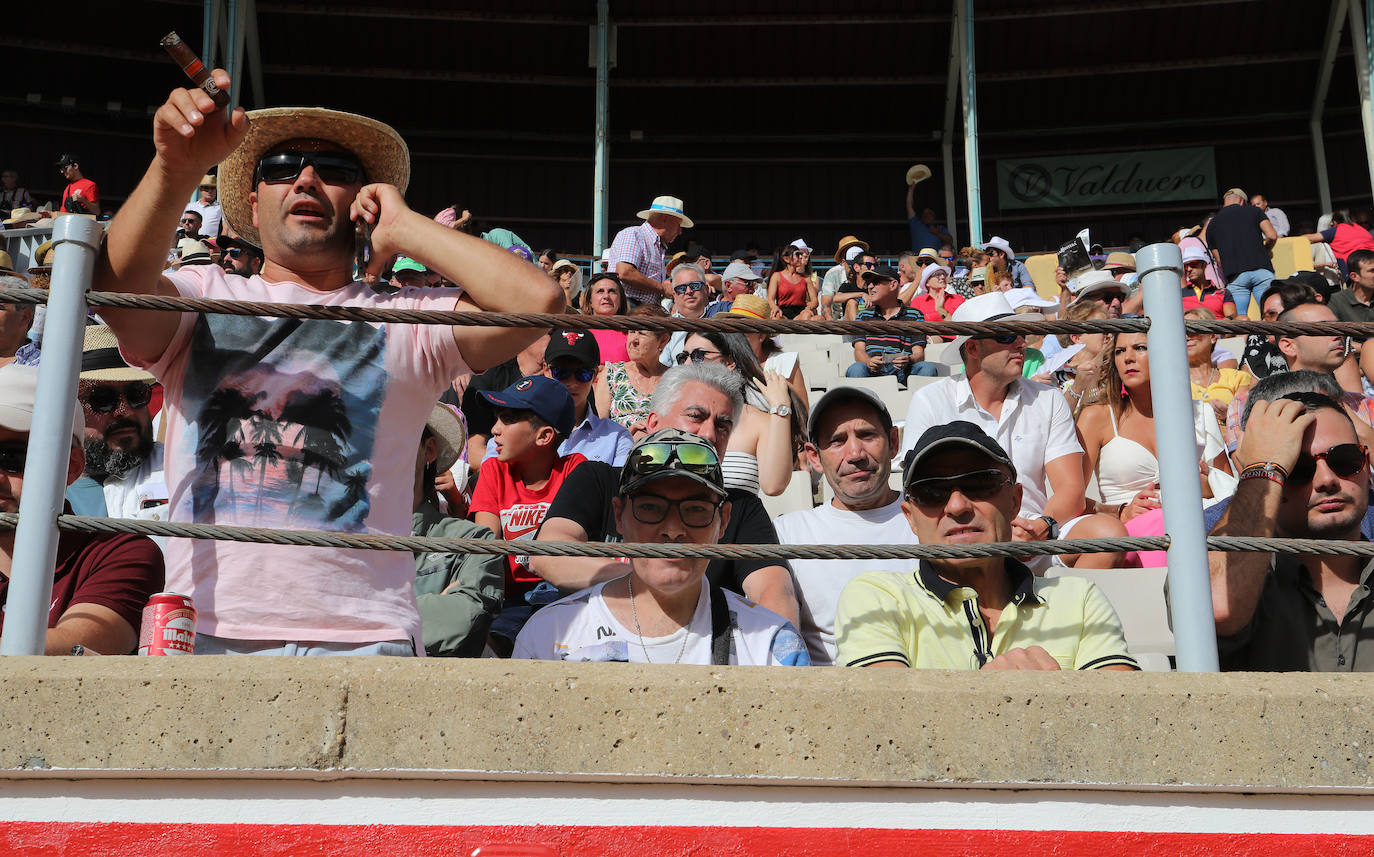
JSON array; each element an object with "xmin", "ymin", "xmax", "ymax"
[
  {"xmin": 1076, "ymin": 332, "xmax": 1233, "ymax": 524},
  {"xmin": 675, "ymin": 330, "xmax": 801, "ymax": 496}
]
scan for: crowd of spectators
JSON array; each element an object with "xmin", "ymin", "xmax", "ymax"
[{"xmin": 4, "ymin": 69, "xmax": 1374, "ymax": 674}]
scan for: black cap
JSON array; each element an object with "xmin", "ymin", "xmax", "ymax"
[
  {"xmin": 545, "ymin": 328, "xmax": 601, "ymax": 367},
  {"xmin": 684, "ymin": 241, "xmax": 711, "ymax": 260},
  {"xmin": 618, "ymin": 428, "xmax": 727, "ymax": 500},
  {"xmin": 219, "ymin": 236, "xmax": 263, "ymax": 258},
  {"xmin": 901, "ymin": 421, "xmax": 1016, "ymax": 491},
  {"xmin": 861, "ymin": 264, "xmax": 900, "ymax": 283},
  {"xmin": 807, "ymin": 386, "xmax": 893, "ymax": 441},
  {"xmin": 55, "ymin": 153, "xmax": 80, "ymax": 167},
  {"xmin": 730, "ymin": 249, "xmax": 756, "ymax": 262}
]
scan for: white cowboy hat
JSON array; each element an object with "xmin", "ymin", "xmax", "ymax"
[
  {"xmin": 948, "ymin": 291, "xmax": 1041, "ymax": 353},
  {"xmin": 636, "ymin": 195, "xmax": 693, "ymax": 228}
]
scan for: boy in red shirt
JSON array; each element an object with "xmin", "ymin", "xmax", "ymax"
[{"xmin": 469, "ymin": 375, "xmax": 586, "ymax": 653}]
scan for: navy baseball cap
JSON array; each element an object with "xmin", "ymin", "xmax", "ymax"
[{"xmin": 479, "ymin": 375, "xmax": 575, "ymax": 436}]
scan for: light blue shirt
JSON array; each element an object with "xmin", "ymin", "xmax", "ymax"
[{"xmin": 485, "ymin": 411, "xmax": 632, "ymax": 467}]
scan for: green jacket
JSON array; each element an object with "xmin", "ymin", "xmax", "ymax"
[{"xmin": 412, "ymin": 502, "xmax": 505, "ymax": 657}]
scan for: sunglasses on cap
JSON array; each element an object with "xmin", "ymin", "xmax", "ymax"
[
  {"xmin": 548, "ymin": 364, "xmax": 596, "ymax": 383},
  {"xmin": 673, "ymin": 280, "xmax": 707, "ymax": 295},
  {"xmin": 0, "ymin": 445, "xmax": 24, "ymax": 476},
  {"xmin": 255, "ymin": 150, "xmax": 364, "ymax": 185},
  {"xmin": 1288, "ymin": 443, "xmax": 1368, "ymax": 483},
  {"xmin": 84, "ymin": 381, "xmax": 153, "ymax": 414},
  {"xmin": 905, "ymin": 468, "xmax": 1014, "ymax": 506},
  {"xmin": 625, "ymin": 439, "xmax": 721, "ymax": 482},
  {"xmin": 675, "ymin": 348, "xmax": 723, "ymax": 365}
]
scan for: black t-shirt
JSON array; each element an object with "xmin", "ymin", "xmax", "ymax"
[
  {"xmin": 1207, "ymin": 204, "xmax": 1272, "ymax": 280},
  {"xmin": 1241, "ymin": 335, "xmax": 1288, "ymax": 380},
  {"xmin": 540, "ymin": 460, "xmax": 791, "ymax": 594},
  {"xmin": 457, "ymin": 359, "xmax": 523, "ymax": 438}
]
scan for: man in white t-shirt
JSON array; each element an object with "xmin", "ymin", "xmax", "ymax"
[
  {"xmin": 91, "ymin": 70, "xmax": 563, "ymax": 654},
  {"xmin": 514, "ymin": 429, "xmax": 809, "ymax": 665},
  {"xmin": 899, "ymin": 292, "xmax": 1126, "ymax": 568},
  {"xmin": 774, "ymin": 386, "xmax": 917, "ymax": 665}
]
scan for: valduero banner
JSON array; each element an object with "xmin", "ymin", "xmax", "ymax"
[{"xmin": 996, "ymin": 147, "xmax": 1217, "ymax": 210}]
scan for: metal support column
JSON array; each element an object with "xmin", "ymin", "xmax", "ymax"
[
  {"xmin": 1138, "ymin": 243, "xmax": 1220, "ymax": 673},
  {"xmin": 592, "ymin": 0, "xmax": 611, "ymax": 257},
  {"xmin": 226, "ymin": 0, "xmax": 248, "ymax": 110},
  {"xmin": 941, "ymin": 1, "xmax": 961, "ymax": 249},
  {"xmin": 0, "ymin": 217, "xmax": 102, "ymax": 656},
  {"xmin": 245, "ymin": 0, "xmax": 265, "ymax": 107},
  {"xmin": 202, "ymin": 0, "xmax": 224, "ymax": 69},
  {"xmin": 1350, "ymin": 0, "xmax": 1374, "ymax": 198},
  {"xmin": 1312, "ymin": 0, "xmax": 1348, "ymax": 216},
  {"xmin": 958, "ymin": 0, "xmax": 983, "ymax": 247}
]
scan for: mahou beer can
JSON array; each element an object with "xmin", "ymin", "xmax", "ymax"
[{"xmin": 138, "ymin": 592, "xmax": 196, "ymax": 655}]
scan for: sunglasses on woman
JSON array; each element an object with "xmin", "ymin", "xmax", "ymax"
[
  {"xmin": 1288, "ymin": 443, "xmax": 1369, "ymax": 483},
  {"xmin": 85, "ymin": 382, "xmax": 153, "ymax": 414},
  {"xmin": 905, "ymin": 469, "xmax": 1014, "ymax": 506},
  {"xmin": 675, "ymin": 348, "xmax": 723, "ymax": 365},
  {"xmin": 255, "ymin": 150, "xmax": 364, "ymax": 185},
  {"xmin": 548, "ymin": 365, "xmax": 596, "ymax": 383}
]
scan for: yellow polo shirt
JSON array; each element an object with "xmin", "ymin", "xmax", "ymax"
[{"xmin": 835, "ymin": 560, "xmax": 1138, "ymax": 670}]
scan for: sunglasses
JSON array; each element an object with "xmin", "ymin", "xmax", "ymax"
[
  {"xmin": 179, "ymin": 217, "xmax": 199, "ymax": 226},
  {"xmin": 1088, "ymin": 291, "xmax": 1128, "ymax": 304},
  {"xmin": 548, "ymin": 364, "xmax": 596, "ymax": 383},
  {"xmin": 905, "ymin": 468, "xmax": 1013, "ymax": 506},
  {"xmin": 628, "ymin": 493, "xmax": 723, "ymax": 528},
  {"xmin": 858, "ymin": 261, "xmax": 877, "ymax": 269},
  {"xmin": 624, "ymin": 440, "xmax": 722, "ymax": 486},
  {"xmin": 675, "ymin": 348, "xmax": 723, "ymax": 365},
  {"xmin": 85, "ymin": 382, "xmax": 153, "ymax": 414},
  {"xmin": 673, "ymin": 281, "xmax": 707, "ymax": 295},
  {"xmin": 916, "ymin": 259, "xmax": 935, "ymax": 267},
  {"xmin": 977, "ymin": 334, "xmax": 1021, "ymax": 345},
  {"xmin": 255, "ymin": 150, "xmax": 364, "ymax": 185},
  {"xmin": 941, "ymin": 256, "xmax": 956, "ymax": 263},
  {"xmin": 0, "ymin": 445, "xmax": 24, "ymax": 476},
  {"xmin": 1288, "ymin": 443, "xmax": 1369, "ymax": 483},
  {"xmin": 225, "ymin": 247, "xmax": 248, "ymax": 259}
]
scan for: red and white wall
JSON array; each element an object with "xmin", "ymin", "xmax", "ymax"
[{"xmin": 2, "ymin": 778, "xmax": 1372, "ymax": 856}]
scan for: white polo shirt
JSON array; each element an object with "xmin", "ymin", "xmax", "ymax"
[{"xmin": 899, "ymin": 376, "xmax": 1082, "ymax": 519}]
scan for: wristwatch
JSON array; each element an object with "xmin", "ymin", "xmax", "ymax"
[
  {"xmin": 770, "ymin": 404, "xmax": 792, "ymax": 418},
  {"xmin": 1038, "ymin": 515, "xmax": 1060, "ymax": 540}
]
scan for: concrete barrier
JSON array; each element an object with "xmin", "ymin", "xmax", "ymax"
[{"xmin": 3, "ymin": 658, "xmax": 1372, "ymax": 854}]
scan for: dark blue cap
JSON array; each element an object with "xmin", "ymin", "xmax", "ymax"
[{"xmin": 479, "ymin": 375, "xmax": 575, "ymax": 436}]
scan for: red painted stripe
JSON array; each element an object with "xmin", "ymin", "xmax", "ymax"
[{"xmin": 1, "ymin": 823, "xmax": 1371, "ymax": 857}]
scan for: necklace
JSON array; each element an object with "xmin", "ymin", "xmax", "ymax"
[{"xmin": 626, "ymin": 575, "xmax": 692, "ymax": 664}]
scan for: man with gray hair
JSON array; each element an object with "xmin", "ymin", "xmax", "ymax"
[
  {"xmin": 659, "ymin": 262, "xmax": 711, "ymax": 367},
  {"xmin": 0, "ymin": 274, "xmax": 37, "ymax": 368},
  {"xmin": 532, "ymin": 363, "xmax": 800, "ymax": 626}
]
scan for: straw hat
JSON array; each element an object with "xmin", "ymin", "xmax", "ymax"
[
  {"xmin": 906, "ymin": 164, "xmax": 932, "ymax": 186},
  {"xmin": 723, "ymin": 294, "xmax": 771, "ymax": 320},
  {"xmin": 176, "ymin": 238, "xmax": 214, "ymax": 265},
  {"xmin": 832, "ymin": 235, "xmax": 869, "ymax": 264},
  {"xmin": 200, "ymin": 173, "xmax": 217, "ymax": 187},
  {"xmin": 636, "ymin": 195, "xmax": 693, "ymax": 228},
  {"xmin": 665, "ymin": 251, "xmax": 688, "ymax": 275},
  {"xmin": 2, "ymin": 207, "xmax": 41, "ymax": 227},
  {"xmin": 550, "ymin": 258, "xmax": 579, "ymax": 276},
  {"xmin": 425, "ymin": 403, "xmax": 468, "ymax": 473},
  {"xmin": 1104, "ymin": 251, "xmax": 1136, "ymax": 272},
  {"xmin": 80, "ymin": 325, "xmax": 155, "ymax": 382},
  {"xmin": 219, "ymin": 107, "xmax": 411, "ymax": 246},
  {"xmin": 0, "ymin": 251, "xmax": 13, "ymax": 275}
]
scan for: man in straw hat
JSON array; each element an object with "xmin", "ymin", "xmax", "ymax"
[
  {"xmin": 186, "ymin": 173, "xmax": 222, "ymax": 238},
  {"xmin": 76, "ymin": 326, "xmax": 166, "ymax": 521},
  {"xmin": 91, "ymin": 68, "xmax": 563, "ymax": 655},
  {"xmin": 608, "ymin": 194, "xmax": 693, "ymax": 307}
]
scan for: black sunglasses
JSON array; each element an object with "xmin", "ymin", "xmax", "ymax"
[
  {"xmin": 255, "ymin": 150, "xmax": 364, "ymax": 186},
  {"xmin": 675, "ymin": 348, "xmax": 722, "ymax": 365},
  {"xmin": 548, "ymin": 364, "xmax": 596, "ymax": 383},
  {"xmin": 628, "ymin": 494, "xmax": 723, "ymax": 528},
  {"xmin": 1088, "ymin": 291, "xmax": 1128, "ymax": 304},
  {"xmin": 905, "ymin": 469, "xmax": 1013, "ymax": 506},
  {"xmin": 179, "ymin": 217, "xmax": 199, "ymax": 226},
  {"xmin": 225, "ymin": 247, "xmax": 247, "ymax": 258},
  {"xmin": 0, "ymin": 445, "xmax": 24, "ymax": 476},
  {"xmin": 858, "ymin": 261, "xmax": 877, "ymax": 269},
  {"xmin": 1288, "ymin": 443, "xmax": 1368, "ymax": 483},
  {"xmin": 916, "ymin": 259, "xmax": 935, "ymax": 267},
  {"xmin": 976, "ymin": 334, "xmax": 1021, "ymax": 345},
  {"xmin": 85, "ymin": 382, "xmax": 153, "ymax": 414},
  {"xmin": 673, "ymin": 281, "xmax": 707, "ymax": 295}
]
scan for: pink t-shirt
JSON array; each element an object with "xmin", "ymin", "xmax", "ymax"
[
  {"xmin": 129, "ymin": 266, "xmax": 468, "ymax": 647},
  {"xmin": 591, "ymin": 328, "xmax": 629, "ymax": 363}
]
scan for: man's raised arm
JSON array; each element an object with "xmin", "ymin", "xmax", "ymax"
[{"xmin": 93, "ymin": 69, "xmax": 248, "ymax": 366}]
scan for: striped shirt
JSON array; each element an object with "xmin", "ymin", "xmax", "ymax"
[
  {"xmin": 835, "ymin": 560, "xmax": 1139, "ymax": 670},
  {"xmin": 855, "ymin": 303, "xmax": 927, "ymax": 357},
  {"xmin": 608, "ymin": 221, "xmax": 667, "ymax": 304}
]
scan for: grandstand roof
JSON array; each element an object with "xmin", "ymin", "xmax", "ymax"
[{"xmin": 6, "ymin": 0, "xmax": 1369, "ymax": 255}]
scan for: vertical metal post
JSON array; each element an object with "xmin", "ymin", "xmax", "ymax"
[
  {"xmin": 0, "ymin": 217, "xmax": 101, "ymax": 656},
  {"xmin": 1312, "ymin": 0, "xmax": 1348, "ymax": 216},
  {"xmin": 201, "ymin": 0, "xmax": 222, "ymax": 69},
  {"xmin": 1349, "ymin": 0, "xmax": 1374, "ymax": 198},
  {"xmin": 1137, "ymin": 242, "xmax": 1220, "ymax": 673},
  {"xmin": 941, "ymin": 1, "xmax": 961, "ymax": 248},
  {"xmin": 592, "ymin": 0, "xmax": 611, "ymax": 257},
  {"xmin": 227, "ymin": 0, "xmax": 247, "ymax": 111},
  {"xmin": 958, "ymin": 0, "xmax": 983, "ymax": 247},
  {"xmin": 245, "ymin": 0, "xmax": 266, "ymax": 107}
]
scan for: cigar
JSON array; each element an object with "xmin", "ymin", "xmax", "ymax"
[{"xmin": 159, "ymin": 31, "xmax": 230, "ymax": 109}]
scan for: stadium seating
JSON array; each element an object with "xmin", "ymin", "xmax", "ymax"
[{"xmin": 1045, "ymin": 566, "xmax": 1175, "ymax": 672}]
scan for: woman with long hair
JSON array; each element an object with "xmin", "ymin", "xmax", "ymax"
[
  {"xmin": 766, "ymin": 244, "xmax": 818, "ymax": 320},
  {"xmin": 595, "ymin": 304, "xmax": 671, "ymax": 433},
  {"xmin": 1184, "ymin": 307, "xmax": 1251, "ymax": 424},
  {"xmin": 722, "ymin": 295, "xmax": 810, "ymax": 410},
  {"xmin": 579, "ymin": 272, "xmax": 631, "ymax": 363},
  {"xmin": 675, "ymin": 330, "xmax": 803, "ymax": 496},
  {"xmin": 1076, "ymin": 332, "xmax": 1232, "ymax": 527},
  {"xmin": 1053, "ymin": 301, "xmax": 1111, "ymax": 416}
]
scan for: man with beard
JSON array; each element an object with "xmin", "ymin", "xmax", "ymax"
[
  {"xmin": 1209, "ymin": 393, "xmax": 1374, "ymax": 670},
  {"xmin": 90, "ymin": 70, "xmax": 562, "ymax": 655},
  {"xmin": 77, "ymin": 326, "xmax": 165, "ymax": 520},
  {"xmin": 218, "ymin": 236, "xmax": 263, "ymax": 278}
]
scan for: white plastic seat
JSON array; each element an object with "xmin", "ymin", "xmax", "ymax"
[
  {"xmin": 761, "ymin": 469, "xmax": 815, "ymax": 518},
  {"xmin": 1044, "ymin": 566, "xmax": 1175, "ymax": 672}
]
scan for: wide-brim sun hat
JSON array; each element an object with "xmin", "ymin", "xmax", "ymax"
[
  {"xmin": 550, "ymin": 258, "xmax": 579, "ymax": 276},
  {"xmin": 723, "ymin": 293, "xmax": 771, "ymax": 320},
  {"xmin": 947, "ymin": 291, "xmax": 1041, "ymax": 353},
  {"xmin": 906, "ymin": 164, "xmax": 932, "ymax": 186},
  {"xmin": 425, "ymin": 402, "xmax": 468, "ymax": 473},
  {"xmin": 220, "ymin": 107, "xmax": 411, "ymax": 247},
  {"xmin": 636, "ymin": 195, "xmax": 693, "ymax": 228},
  {"xmin": 80, "ymin": 325, "xmax": 156, "ymax": 382},
  {"xmin": 982, "ymin": 236, "xmax": 1015, "ymax": 258},
  {"xmin": 833, "ymin": 235, "xmax": 869, "ymax": 263}
]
